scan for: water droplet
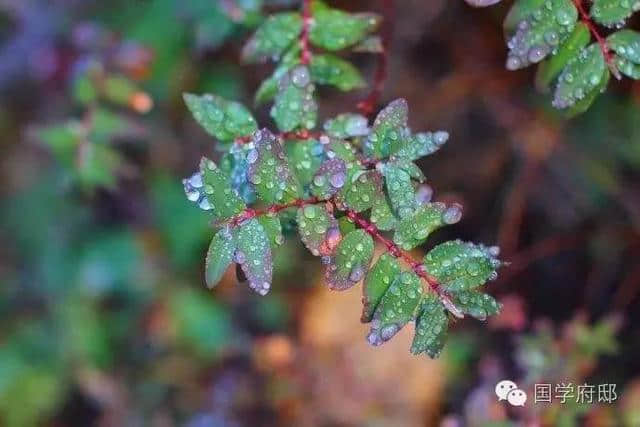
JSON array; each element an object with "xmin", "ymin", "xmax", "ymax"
[
  {"xmin": 303, "ymin": 205, "xmax": 316, "ymax": 219},
  {"xmin": 190, "ymin": 192, "xmax": 209, "ymax": 209},
  {"xmin": 246, "ymin": 149, "xmax": 258, "ymax": 164},
  {"xmin": 349, "ymin": 265, "xmax": 364, "ymax": 282},
  {"xmin": 291, "ymin": 65, "xmax": 310, "ymax": 87},
  {"xmin": 506, "ymin": 56, "xmax": 521, "ymax": 70},
  {"xmin": 380, "ymin": 324, "xmax": 399, "ymax": 341},
  {"xmin": 313, "ymin": 175, "xmax": 326, "ymax": 187},
  {"xmin": 330, "ymin": 172, "xmax": 345, "ymax": 188},
  {"xmin": 442, "ymin": 203, "xmax": 463, "ymax": 224}
]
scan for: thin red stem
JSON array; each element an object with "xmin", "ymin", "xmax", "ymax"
[
  {"xmin": 345, "ymin": 209, "xmax": 444, "ymax": 296},
  {"xmin": 357, "ymin": 0, "xmax": 394, "ymax": 116},
  {"xmin": 225, "ymin": 195, "xmax": 443, "ymax": 294},
  {"xmin": 300, "ymin": 0, "xmax": 312, "ymax": 65},
  {"xmin": 229, "ymin": 196, "xmax": 321, "ymax": 226},
  {"xmin": 572, "ymin": 0, "xmax": 616, "ymax": 72}
]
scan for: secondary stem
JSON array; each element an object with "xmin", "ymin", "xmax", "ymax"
[
  {"xmin": 357, "ymin": 0, "xmax": 394, "ymax": 116},
  {"xmin": 300, "ymin": 0, "xmax": 312, "ymax": 65},
  {"xmin": 571, "ymin": 0, "xmax": 616, "ymax": 73}
]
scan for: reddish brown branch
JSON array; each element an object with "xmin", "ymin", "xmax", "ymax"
[
  {"xmin": 357, "ymin": 0, "xmax": 394, "ymax": 116},
  {"xmin": 572, "ymin": 0, "xmax": 616, "ymax": 72},
  {"xmin": 229, "ymin": 196, "xmax": 321, "ymax": 226},
  {"xmin": 225, "ymin": 194, "xmax": 446, "ymax": 298},
  {"xmin": 300, "ymin": 0, "xmax": 312, "ymax": 65}
]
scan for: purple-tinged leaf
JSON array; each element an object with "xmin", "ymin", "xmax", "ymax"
[
  {"xmin": 326, "ymin": 229, "xmax": 374, "ymax": 291},
  {"xmin": 233, "ymin": 218, "xmax": 272, "ymax": 295},
  {"xmin": 297, "ymin": 204, "xmax": 341, "ymax": 256},
  {"xmin": 247, "ymin": 128, "xmax": 302, "ymax": 204}
]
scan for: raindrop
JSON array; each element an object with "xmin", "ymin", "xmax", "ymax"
[
  {"xmin": 349, "ymin": 265, "xmax": 364, "ymax": 282},
  {"xmin": 291, "ymin": 65, "xmax": 310, "ymax": 87},
  {"xmin": 313, "ymin": 175, "xmax": 326, "ymax": 187},
  {"xmin": 303, "ymin": 205, "xmax": 317, "ymax": 219},
  {"xmin": 528, "ymin": 45, "xmax": 548, "ymax": 63},
  {"xmin": 330, "ymin": 172, "xmax": 345, "ymax": 188},
  {"xmin": 442, "ymin": 203, "xmax": 463, "ymax": 224},
  {"xmin": 506, "ymin": 56, "xmax": 521, "ymax": 70},
  {"xmin": 188, "ymin": 173, "xmax": 203, "ymax": 188},
  {"xmin": 246, "ymin": 149, "xmax": 259, "ymax": 164},
  {"xmin": 380, "ymin": 324, "xmax": 399, "ymax": 341},
  {"xmin": 415, "ymin": 184, "xmax": 433, "ymax": 205},
  {"xmin": 198, "ymin": 197, "xmax": 212, "ymax": 210}
]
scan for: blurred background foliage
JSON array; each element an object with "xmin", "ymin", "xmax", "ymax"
[{"xmin": 0, "ymin": 0, "xmax": 639, "ymax": 426}]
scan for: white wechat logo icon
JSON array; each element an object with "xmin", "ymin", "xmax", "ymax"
[{"xmin": 495, "ymin": 380, "xmax": 527, "ymax": 406}]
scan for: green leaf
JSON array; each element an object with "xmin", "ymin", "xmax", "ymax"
[
  {"xmin": 367, "ymin": 271, "xmax": 423, "ymax": 346},
  {"xmin": 341, "ymin": 170, "xmax": 382, "ymax": 212},
  {"xmin": 505, "ymin": 0, "xmax": 578, "ymax": 70},
  {"xmin": 535, "ymin": 22, "xmax": 591, "ymax": 90},
  {"xmin": 205, "ymin": 226, "xmax": 235, "ymax": 288},
  {"xmin": 310, "ymin": 1, "xmax": 381, "ymax": 51},
  {"xmin": 615, "ymin": 56, "xmax": 640, "ymax": 79},
  {"xmin": 297, "ymin": 204, "xmax": 341, "ymax": 256},
  {"xmin": 393, "ymin": 203, "xmax": 458, "ymax": 251},
  {"xmin": 450, "ymin": 291, "xmax": 502, "ymax": 320},
  {"xmin": 370, "ymin": 195, "xmax": 398, "ymax": 231},
  {"xmin": 553, "ymin": 44, "xmax": 607, "ymax": 109},
  {"xmin": 364, "ymin": 98, "xmax": 411, "ymax": 159},
  {"xmin": 184, "ymin": 157, "xmax": 246, "ymax": 220},
  {"xmin": 326, "ymin": 229, "xmax": 374, "ymax": 290},
  {"xmin": 590, "ymin": 0, "xmax": 639, "ymax": 27},
  {"xmin": 608, "ymin": 29, "xmax": 640, "ymax": 63},
  {"xmin": 323, "ymin": 113, "xmax": 369, "ymax": 138},
  {"xmin": 258, "ymin": 214, "xmax": 284, "ymax": 248},
  {"xmin": 384, "ymin": 162, "xmax": 417, "ymax": 219},
  {"xmin": 362, "ymin": 253, "xmax": 401, "ymax": 322},
  {"xmin": 411, "ymin": 294, "xmax": 448, "ymax": 358},
  {"xmin": 271, "ymin": 65, "xmax": 318, "ymax": 132},
  {"xmin": 423, "ymin": 240, "xmax": 501, "ymax": 292},
  {"xmin": 564, "ymin": 66, "xmax": 610, "ymax": 117},
  {"xmin": 396, "ymin": 131, "xmax": 449, "ymax": 161},
  {"xmin": 286, "ymin": 139, "xmax": 325, "ymax": 184},
  {"xmin": 310, "ymin": 54, "xmax": 366, "ymax": 90},
  {"xmin": 183, "ymin": 93, "xmax": 257, "ymax": 142},
  {"xmin": 310, "ymin": 158, "xmax": 347, "ymax": 200},
  {"xmin": 247, "ymin": 129, "xmax": 302, "ymax": 204},
  {"xmin": 241, "ymin": 12, "xmax": 302, "ymax": 63},
  {"xmin": 234, "ymin": 218, "xmax": 272, "ymax": 295}
]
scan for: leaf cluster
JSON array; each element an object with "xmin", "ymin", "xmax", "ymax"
[
  {"xmin": 182, "ymin": 0, "xmax": 503, "ymax": 357},
  {"xmin": 503, "ymin": 0, "xmax": 640, "ymax": 115}
]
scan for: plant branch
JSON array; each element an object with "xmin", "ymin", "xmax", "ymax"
[
  {"xmin": 234, "ymin": 129, "xmax": 324, "ymax": 145},
  {"xmin": 300, "ymin": 0, "xmax": 312, "ymax": 65},
  {"xmin": 357, "ymin": 0, "xmax": 394, "ymax": 116},
  {"xmin": 228, "ymin": 196, "xmax": 322, "ymax": 226}
]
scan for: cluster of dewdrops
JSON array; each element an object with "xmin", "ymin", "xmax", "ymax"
[{"xmin": 505, "ymin": 4, "xmax": 576, "ymax": 70}]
